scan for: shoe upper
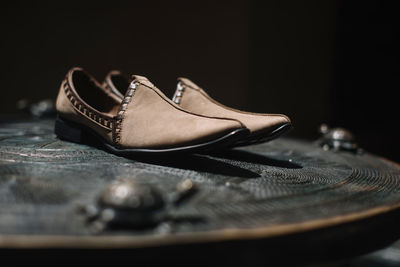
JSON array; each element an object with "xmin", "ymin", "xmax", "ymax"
[
  {"xmin": 172, "ymin": 78, "xmax": 291, "ymax": 136},
  {"xmin": 56, "ymin": 67, "xmax": 120, "ymax": 144},
  {"xmin": 103, "ymin": 70, "xmax": 129, "ymax": 99},
  {"xmin": 56, "ymin": 67, "xmax": 244, "ymax": 149},
  {"xmin": 103, "ymin": 70, "xmax": 291, "ymax": 141}
]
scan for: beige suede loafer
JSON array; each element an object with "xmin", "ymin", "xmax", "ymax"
[
  {"xmin": 55, "ymin": 67, "xmax": 249, "ymax": 154},
  {"xmin": 104, "ymin": 71, "xmax": 292, "ymax": 147}
]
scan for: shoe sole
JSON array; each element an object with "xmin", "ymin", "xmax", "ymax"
[
  {"xmin": 54, "ymin": 116, "xmax": 250, "ymax": 155},
  {"xmin": 232, "ymin": 123, "xmax": 293, "ymax": 147}
]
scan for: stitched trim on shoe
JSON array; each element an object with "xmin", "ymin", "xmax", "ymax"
[
  {"xmin": 172, "ymin": 82, "xmax": 185, "ymax": 104},
  {"xmin": 62, "ymin": 78, "xmax": 113, "ymax": 130},
  {"xmin": 113, "ymin": 80, "xmax": 137, "ymax": 146}
]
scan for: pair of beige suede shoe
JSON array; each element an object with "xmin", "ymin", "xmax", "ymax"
[{"xmin": 55, "ymin": 67, "xmax": 291, "ymax": 154}]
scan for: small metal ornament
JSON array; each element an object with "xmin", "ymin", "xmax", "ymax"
[
  {"xmin": 317, "ymin": 124, "xmax": 362, "ymax": 154},
  {"xmin": 17, "ymin": 98, "xmax": 56, "ymax": 118},
  {"xmin": 79, "ymin": 178, "xmax": 197, "ymax": 232}
]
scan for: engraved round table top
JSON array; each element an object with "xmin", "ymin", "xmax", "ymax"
[{"xmin": 1, "ymin": 118, "xmax": 400, "ymax": 263}]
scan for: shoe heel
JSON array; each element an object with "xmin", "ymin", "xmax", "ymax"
[{"xmin": 54, "ymin": 116, "xmax": 85, "ymax": 143}]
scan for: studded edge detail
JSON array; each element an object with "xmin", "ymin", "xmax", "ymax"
[
  {"xmin": 113, "ymin": 81, "xmax": 138, "ymax": 146},
  {"xmin": 62, "ymin": 79, "xmax": 113, "ymax": 130},
  {"xmin": 172, "ymin": 82, "xmax": 185, "ymax": 104}
]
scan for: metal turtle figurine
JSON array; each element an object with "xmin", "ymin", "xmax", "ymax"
[
  {"xmin": 317, "ymin": 124, "xmax": 362, "ymax": 154},
  {"xmin": 79, "ymin": 178, "xmax": 197, "ymax": 232}
]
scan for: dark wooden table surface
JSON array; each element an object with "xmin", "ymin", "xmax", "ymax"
[{"xmin": 1, "ymin": 117, "xmax": 400, "ymax": 265}]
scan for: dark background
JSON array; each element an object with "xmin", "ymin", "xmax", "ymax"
[{"xmin": 1, "ymin": 0, "xmax": 399, "ymax": 162}]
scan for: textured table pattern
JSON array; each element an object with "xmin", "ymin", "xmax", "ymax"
[{"xmin": 0, "ymin": 118, "xmax": 400, "ymax": 253}]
